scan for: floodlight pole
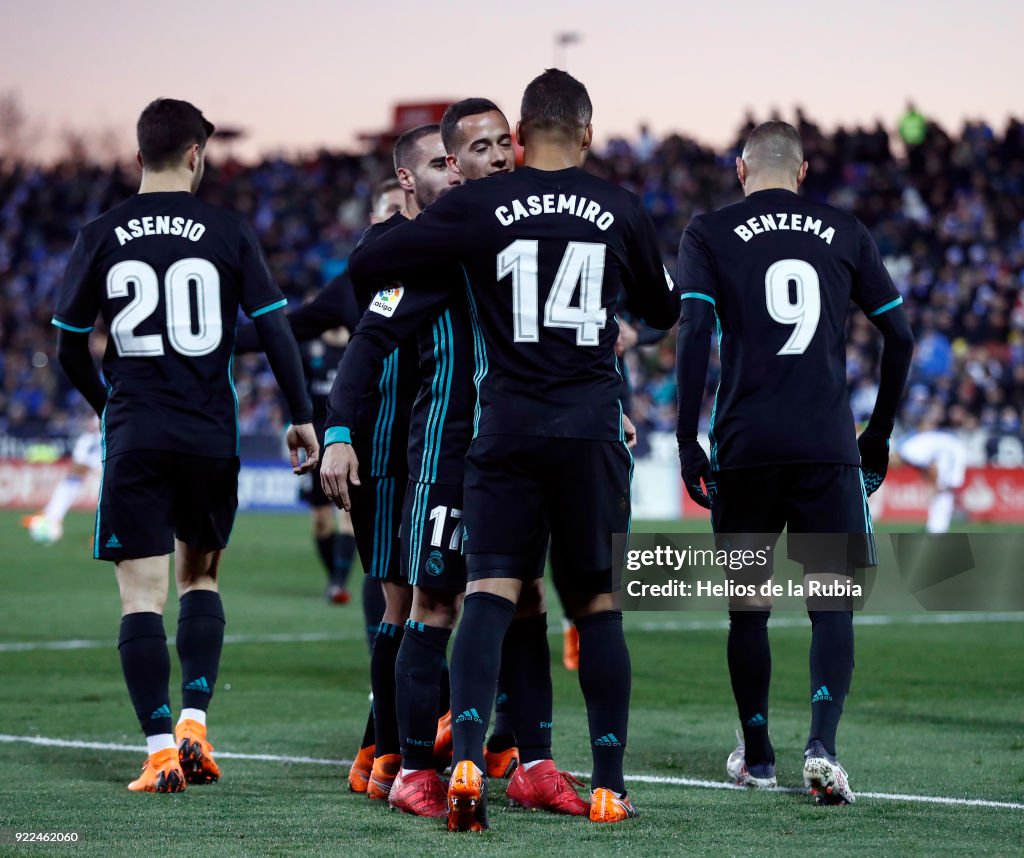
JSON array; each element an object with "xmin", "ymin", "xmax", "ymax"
[{"xmin": 553, "ymin": 32, "xmax": 581, "ymax": 70}]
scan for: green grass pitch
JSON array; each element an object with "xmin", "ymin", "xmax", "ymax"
[{"xmin": 1, "ymin": 510, "xmax": 1022, "ymax": 856}]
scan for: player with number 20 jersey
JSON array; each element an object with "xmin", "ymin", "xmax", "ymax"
[{"xmin": 52, "ymin": 98, "xmax": 315, "ymax": 795}]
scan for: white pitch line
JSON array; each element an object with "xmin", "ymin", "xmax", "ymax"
[
  {"xmin": 1, "ymin": 734, "xmax": 1021, "ymax": 811},
  {"xmin": 2, "ymin": 612, "xmax": 1023, "ymax": 654}
]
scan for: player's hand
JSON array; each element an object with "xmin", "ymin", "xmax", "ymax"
[
  {"xmin": 616, "ymin": 319, "xmax": 639, "ymax": 356},
  {"xmin": 623, "ymin": 414, "xmax": 638, "ymax": 450},
  {"xmin": 287, "ymin": 423, "xmax": 320, "ymax": 475},
  {"xmin": 320, "ymin": 443, "xmax": 361, "ymax": 511},
  {"xmin": 858, "ymin": 429, "xmax": 889, "ymax": 495},
  {"xmin": 679, "ymin": 439, "xmax": 715, "ymax": 509}
]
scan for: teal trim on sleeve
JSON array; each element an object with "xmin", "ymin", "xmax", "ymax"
[
  {"xmin": 325, "ymin": 426, "xmax": 352, "ymax": 446},
  {"xmin": 249, "ymin": 298, "xmax": 288, "ymax": 318},
  {"xmin": 51, "ymin": 317, "xmax": 94, "ymax": 333},
  {"xmin": 869, "ymin": 296, "xmax": 904, "ymax": 317},
  {"xmin": 680, "ymin": 292, "xmax": 716, "ymax": 306}
]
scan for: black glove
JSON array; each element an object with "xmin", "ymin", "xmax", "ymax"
[
  {"xmin": 858, "ymin": 429, "xmax": 890, "ymax": 495},
  {"xmin": 678, "ymin": 439, "xmax": 715, "ymax": 509}
]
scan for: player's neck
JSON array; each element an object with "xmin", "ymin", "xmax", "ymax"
[
  {"xmin": 402, "ymin": 192, "xmax": 421, "ymax": 220},
  {"xmin": 523, "ymin": 142, "xmax": 582, "ymax": 171},
  {"xmin": 138, "ymin": 170, "xmax": 194, "ymax": 194},
  {"xmin": 742, "ymin": 176, "xmax": 799, "ymax": 196}
]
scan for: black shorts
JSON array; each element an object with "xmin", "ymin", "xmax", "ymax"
[
  {"xmin": 300, "ymin": 463, "xmax": 331, "ymax": 508},
  {"xmin": 710, "ymin": 464, "xmax": 876, "ymax": 570},
  {"xmin": 463, "ymin": 434, "xmax": 631, "ymax": 594},
  {"xmin": 349, "ymin": 475, "xmax": 403, "ymax": 582},
  {"xmin": 401, "ymin": 480, "xmax": 466, "ymax": 593},
  {"xmin": 95, "ymin": 451, "xmax": 239, "ymax": 561}
]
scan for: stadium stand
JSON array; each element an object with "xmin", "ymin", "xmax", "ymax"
[{"xmin": 3, "ymin": 112, "xmax": 1023, "ymax": 466}]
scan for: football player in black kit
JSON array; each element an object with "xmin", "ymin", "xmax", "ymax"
[
  {"xmin": 322, "ymin": 125, "xmax": 464, "ymax": 802},
  {"xmin": 334, "ymin": 70, "xmax": 680, "ymax": 830},
  {"xmin": 322, "ymin": 102, "xmax": 590, "ymax": 820},
  {"xmin": 52, "ymin": 98, "xmax": 318, "ymax": 793},
  {"xmin": 675, "ymin": 121, "xmax": 914, "ymax": 804}
]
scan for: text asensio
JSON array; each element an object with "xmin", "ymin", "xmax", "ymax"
[{"xmin": 114, "ymin": 216, "xmax": 207, "ymax": 245}]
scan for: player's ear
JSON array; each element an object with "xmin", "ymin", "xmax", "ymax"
[
  {"xmin": 446, "ymin": 153, "xmax": 464, "ymax": 176},
  {"xmin": 797, "ymin": 160, "xmax": 809, "ymax": 187},
  {"xmin": 581, "ymin": 123, "xmax": 593, "ymax": 153},
  {"xmin": 735, "ymin": 156, "xmax": 746, "ymax": 187},
  {"xmin": 395, "ymin": 166, "xmax": 415, "ymax": 194},
  {"xmin": 136, "ymin": 150, "xmax": 144, "ymax": 170},
  {"xmin": 187, "ymin": 143, "xmax": 200, "ymax": 172},
  {"xmin": 515, "ymin": 121, "xmax": 525, "ymax": 147}
]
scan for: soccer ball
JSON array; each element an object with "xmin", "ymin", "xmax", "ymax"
[{"xmin": 26, "ymin": 515, "xmax": 63, "ymax": 545}]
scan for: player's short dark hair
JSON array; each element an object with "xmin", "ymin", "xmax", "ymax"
[
  {"xmin": 136, "ymin": 98, "xmax": 215, "ymax": 170},
  {"xmin": 393, "ymin": 124, "xmax": 441, "ymax": 172},
  {"xmin": 519, "ymin": 69, "xmax": 592, "ymax": 136},
  {"xmin": 440, "ymin": 98, "xmax": 502, "ymax": 153},
  {"xmin": 742, "ymin": 120, "xmax": 804, "ymax": 169}
]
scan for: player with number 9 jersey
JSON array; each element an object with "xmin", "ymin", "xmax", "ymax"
[{"xmin": 674, "ymin": 120, "xmax": 914, "ymax": 808}]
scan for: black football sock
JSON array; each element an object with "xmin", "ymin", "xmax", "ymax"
[
  {"xmin": 577, "ymin": 610, "xmax": 630, "ymax": 794},
  {"xmin": 370, "ymin": 621, "xmax": 404, "ymax": 756},
  {"xmin": 395, "ymin": 620, "xmax": 451, "ymax": 769},
  {"xmin": 360, "ymin": 705, "xmax": 375, "ymax": 750},
  {"xmin": 727, "ymin": 610, "xmax": 774, "ymax": 766},
  {"xmin": 487, "ymin": 680, "xmax": 515, "ymax": 753},
  {"xmin": 438, "ymin": 658, "xmax": 451, "ymax": 718},
  {"xmin": 315, "ymin": 534, "xmax": 336, "ymax": 582},
  {"xmin": 450, "ymin": 592, "xmax": 516, "ymax": 769},
  {"xmin": 334, "ymin": 533, "xmax": 357, "ymax": 589},
  {"xmin": 118, "ymin": 612, "xmax": 173, "ymax": 737},
  {"xmin": 177, "ymin": 590, "xmax": 225, "ymax": 713},
  {"xmin": 808, "ymin": 610, "xmax": 854, "ymax": 757},
  {"xmin": 502, "ymin": 614, "xmax": 553, "ymax": 764},
  {"xmin": 362, "ymin": 578, "xmax": 386, "ymax": 652}
]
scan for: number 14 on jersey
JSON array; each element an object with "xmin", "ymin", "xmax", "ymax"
[{"xmin": 498, "ymin": 240, "xmax": 607, "ymax": 346}]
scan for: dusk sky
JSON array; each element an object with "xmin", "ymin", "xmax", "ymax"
[{"xmin": 2, "ymin": 0, "xmax": 1021, "ymax": 161}]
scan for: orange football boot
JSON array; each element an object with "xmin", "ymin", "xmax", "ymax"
[
  {"xmin": 484, "ymin": 744, "xmax": 520, "ymax": 778},
  {"xmin": 389, "ymin": 768, "xmax": 449, "ymax": 818},
  {"xmin": 434, "ymin": 711, "xmax": 452, "ymax": 770},
  {"xmin": 127, "ymin": 747, "xmax": 185, "ymax": 793},
  {"xmin": 175, "ymin": 719, "xmax": 221, "ymax": 784},
  {"xmin": 447, "ymin": 759, "xmax": 488, "ymax": 832},
  {"xmin": 589, "ymin": 788, "xmax": 638, "ymax": 822},
  {"xmin": 367, "ymin": 753, "xmax": 402, "ymax": 800},
  {"xmin": 506, "ymin": 760, "xmax": 588, "ymax": 815},
  {"xmin": 348, "ymin": 744, "xmax": 375, "ymax": 793},
  {"xmin": 562, "ymin": 623, "xmax": 580, "ymax": 671}
]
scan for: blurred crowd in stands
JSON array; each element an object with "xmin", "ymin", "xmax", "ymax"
[{"xmin": 2, "ymin": 106, "xmax": 1023, "ymax": 464}]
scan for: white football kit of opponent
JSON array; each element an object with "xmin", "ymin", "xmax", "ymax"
[{"xmin": 898, "ymin": 431, "xmax": 967, "ymax": 533}]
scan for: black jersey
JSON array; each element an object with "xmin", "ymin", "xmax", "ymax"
[
  {"xmin": 329, "ymin": 214, "xmax": 474, "ymax": 486},
  {"xmin": 303, "ymin": 338, "xmax": 347, "ymax": 433},
  {"xmin": 311, "ymin": 232, "xmax": 419, "ymax": 478},
  {"xmin": 52, "ymin": 192, "xmax": 289, "ymax": 458},
  {"xmin": 348, "ymin": 167, "xmax": 679, "ymax": 442},
  {"xmin": 676, "ymin": 188, "xmax": 903, "ymax": 470},
  {"xmin": 235, "ymin": 263, "xmax": 416, "ymax": 478}
]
